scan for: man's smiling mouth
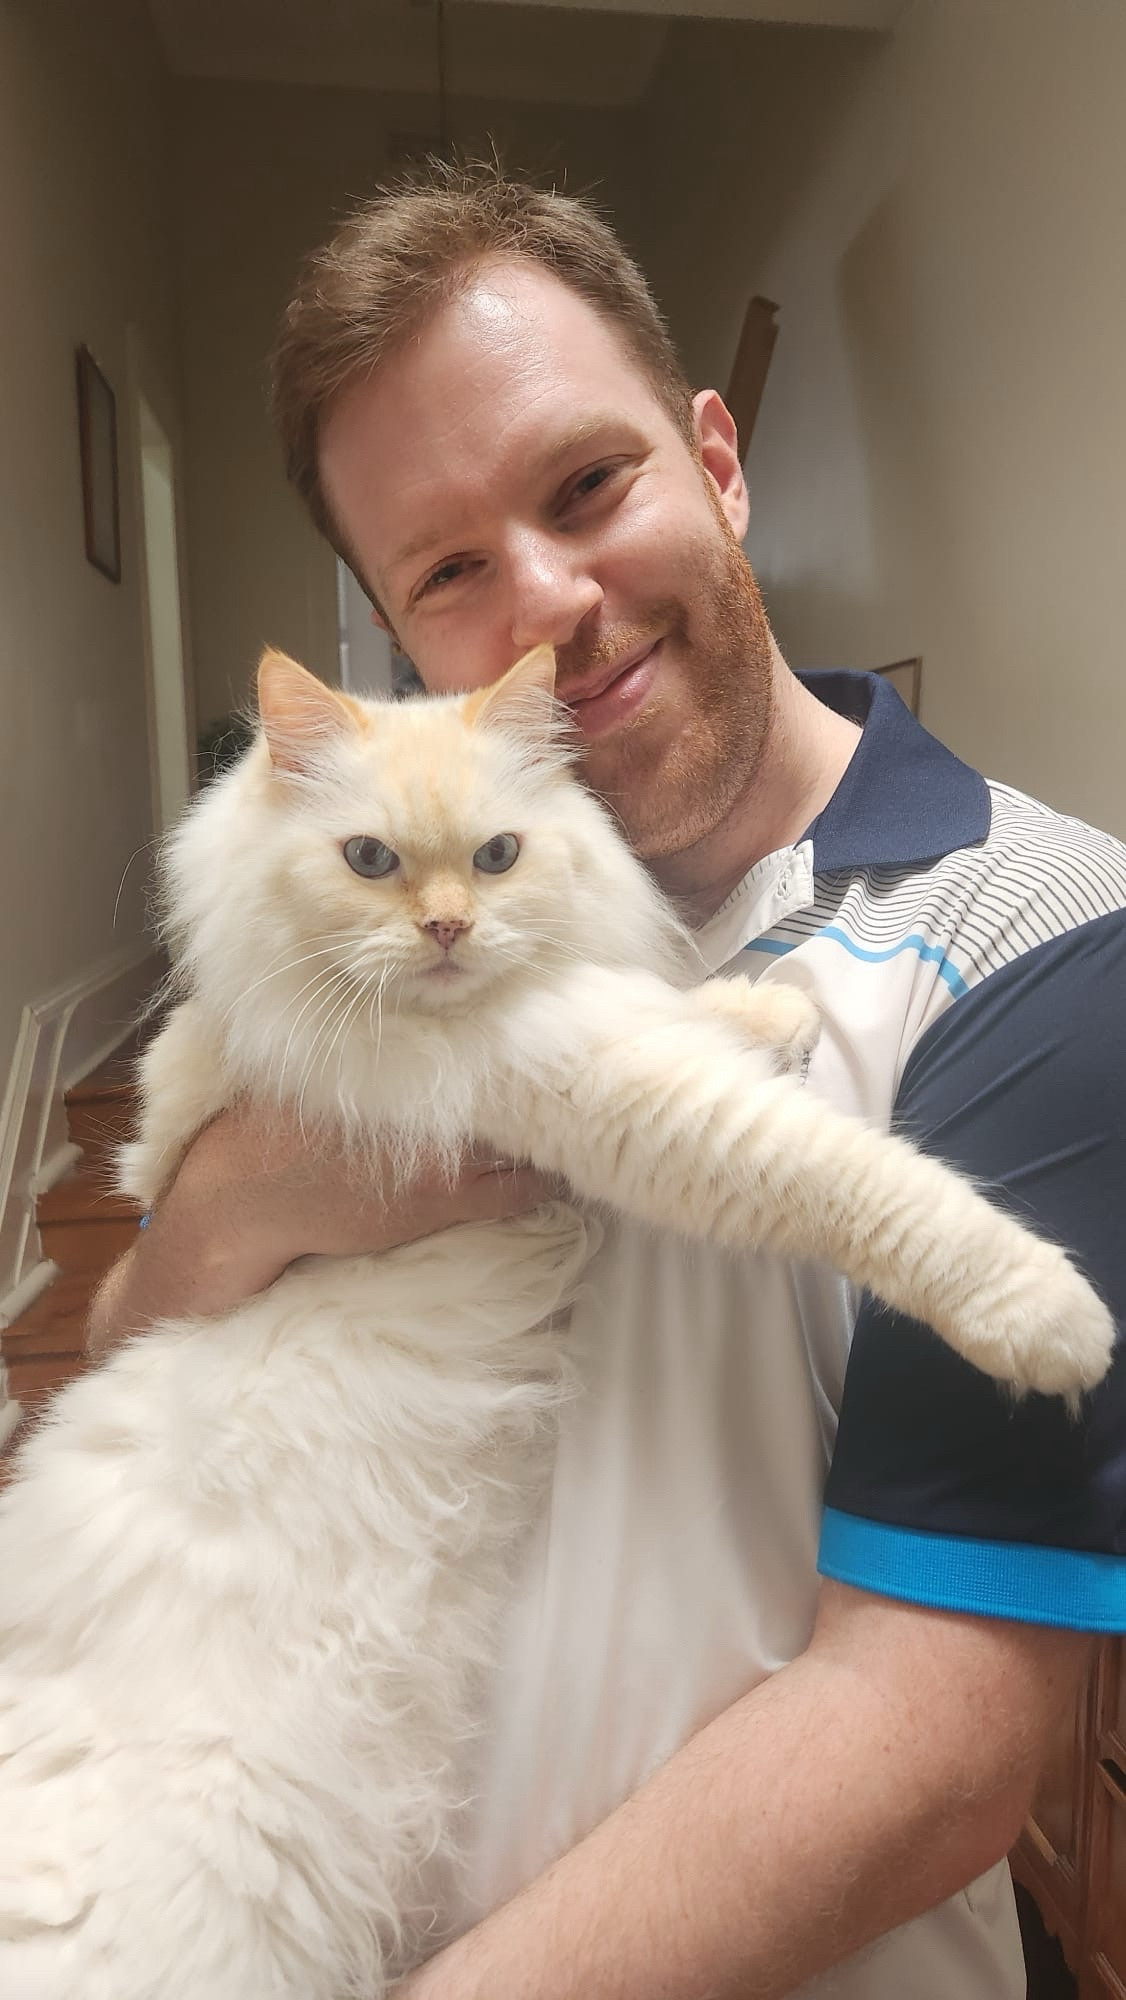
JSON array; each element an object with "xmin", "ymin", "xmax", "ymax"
[{"xmin": 560, "ymin": 641, "xmax": 663, "ymax": 739}]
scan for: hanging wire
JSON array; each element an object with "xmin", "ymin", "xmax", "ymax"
[{"xmin": 436, "ymin": 0, "xmax": 449, "ymax": 153}]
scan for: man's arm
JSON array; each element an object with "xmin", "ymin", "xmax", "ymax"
[
  {"xmin": 87, "ymin": 1103, "xmax": 550, "ymax": 1359},
  {"xmin": 402, "ymin": 1581, "xmax": 1087, "ymax": 2000}
]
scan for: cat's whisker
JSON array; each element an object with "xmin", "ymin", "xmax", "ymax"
[
  {"xmin": 296, "ymin": 960, "xmax": 394, "ymax": 1121},
  {"xmin": 226, "ymin": 950, "xmax": 356, "ymax": 1026},
  {"xmin": 367, "ymin": 963, "xmax": 399, "ymax": 1063},
  {"xmin": 113, "ymin": 835, "xmax": 165, "ymax": 932},
  {"xmin": 495, "ymin": 930, "xmax": 590, "ymax": 964},
  {"xmin": 319, "ymin": 976, "xmax": 376, "ymax": 1090},
  {"xmin": 219, "ymin": 934, "xmax": 363, "ymax": 1022},
  {"xmin": 295, "ymin": 983, "xmax": 352, "ymax": 1094},
  {"xmin": 519, "ymin": 921, "xmax": 600, "ymax": 948},
  {"xmin": 278, "ymin": 968, "xmax": 352, "ymax": 1099},
  {"xmin": 484, "ymin": 939, "xmax": 584, "ymax": 976},
  {"xmin": 354, "ymin": 971, "xmax": 394, "ymax": 1062},
  {"xmin": 282, "ymin": 968, "xmax": 350, "ymax": 1053}
]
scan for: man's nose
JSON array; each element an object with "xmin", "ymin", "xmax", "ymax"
[{"xmin": 509, "ymin": 534, "xmax": 603, "ymax": 653}]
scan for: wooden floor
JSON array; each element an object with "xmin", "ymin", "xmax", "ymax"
[{"xmin": 0, "ymin": 1044, "xmax": 141, "ymax": 1483}]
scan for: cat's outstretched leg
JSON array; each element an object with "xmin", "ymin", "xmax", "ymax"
[
  {"xmin": 696, "ymin": 978, "xmax": 821, "ymax": 1073},
  {"xmin": 498, "ymin": 971, "xmax": 1115, "ymax": 1403}
]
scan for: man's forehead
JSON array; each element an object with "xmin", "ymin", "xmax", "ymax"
[
  {"xmin": 442, "ymin": 258, "xmax": 638, "ymax": 364},
  {"xmin": 389, "ymin": 269, "xmax": 655, "ymax": 430}
]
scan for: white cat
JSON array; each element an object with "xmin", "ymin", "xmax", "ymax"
[{"xmin": 0, "ymin": 645, "xmax": 1112, "ymax": 2000}]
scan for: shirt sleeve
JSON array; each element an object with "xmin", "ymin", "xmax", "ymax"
[{"xmin": 819, "ymin": 907, "xmax": 1126, "ymax": 1630}]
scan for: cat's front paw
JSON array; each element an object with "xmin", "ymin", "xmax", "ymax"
[
  {"xmin": 972, "ymin": 1240, "xmax": 1117, "ymax": 1408},
  {"xmin": 699, "ymin": 977, "xmax": 821, "ymax": 1073}
]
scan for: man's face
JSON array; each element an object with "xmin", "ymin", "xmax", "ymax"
[{"xmin": 318, "ymin": 262, "xmax": 775, "ymax": 859}]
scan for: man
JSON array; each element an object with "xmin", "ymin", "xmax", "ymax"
[{"xmin": 91, "ymin": 163, "xmax": 1126, "ymax": 1996}]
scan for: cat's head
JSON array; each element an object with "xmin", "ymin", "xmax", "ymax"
[{"xmin": 165, "ymin": 646, "xmax": 688, "ymax": 1044}]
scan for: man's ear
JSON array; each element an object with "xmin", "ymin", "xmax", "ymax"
[
  {"xmin": 693, "ymin": 389, "xmax": 749, "ymax": 540},
  {"xmin": 257, "ymin": 648, "xmax": 360, "ymax": 772},
  {"xmin": 463, "ymin": 645, "xmax": 559, "ymax": 742}
]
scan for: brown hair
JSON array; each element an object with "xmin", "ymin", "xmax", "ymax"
[{"xmin": 268, "ymin": 156, "xmax": 695, "ymax": 588}]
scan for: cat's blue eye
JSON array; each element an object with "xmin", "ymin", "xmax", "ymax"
[
  {"xmin": 343, "ymin": 836, "xmax": 400, "ymax": 879},
  {"xmin": 473, "ymin": 834, "xmax": 520, "ymax": 875}
]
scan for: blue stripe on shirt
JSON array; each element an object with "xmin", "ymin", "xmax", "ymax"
[
  {"xmin": 819, "ymin": 1506, "xmax": 1126, "ymax": 1631},
  {"xmin": 744, "ymin": 927, "xmax": 968, "ymax": 996}
]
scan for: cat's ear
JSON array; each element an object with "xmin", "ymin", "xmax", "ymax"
[
  {"xmin": 257, "ymin": 648, "xmax": 360, "ymax": 772},
  {"xmin": 463, "ymin": 645, "xmax": 558, "ymax": 743}
]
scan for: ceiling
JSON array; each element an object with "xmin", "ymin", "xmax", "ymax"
[
  {"xmin": 149, "ymin": 0, "xmax": 666, "ymax": 107},
  {"xmin": 480, "ymin": 0, "xmax": 901, "ymax": 18},
  {"xmin": 148, "ymin": 0, "xmax": 901, "ymax": 110}
]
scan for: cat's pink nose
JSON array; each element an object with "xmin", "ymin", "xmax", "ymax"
[{"xmin": 423, "ymin": 917, "xmax": 471, "ymax": 952}]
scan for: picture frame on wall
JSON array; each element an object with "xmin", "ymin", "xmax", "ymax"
[
  {"xmin": 874, "ymin": 656, "xmax": 923, "ymax": 716},
  {"xmin": 76, "ymin": 344, "xmax": 121, "ymax": 583}
]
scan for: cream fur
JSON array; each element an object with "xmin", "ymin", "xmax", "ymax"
[{"xmin": 0, "ymin": 647, "xmax": 1112, "ymax": 1997}]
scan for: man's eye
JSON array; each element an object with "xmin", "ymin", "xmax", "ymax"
[
  {"xmin": 567, "ymin": 465, "xmax": 614, "ymax": 505},
  {"xmin": 419, "ymin": 559, "xmax": 466, "ymax": 597}
]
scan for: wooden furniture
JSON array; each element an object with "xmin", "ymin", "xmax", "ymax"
[
  {"xmin": 1012, "ymin": 1637, "xmax": 1126, "ymax": 1997},
  {"xmin": 726, "ymin": 295, "xmax": 779, "ymax": 461},
  {"xmin": 874, "ymin": 655, "xmax": 922, "ymax": 716}
]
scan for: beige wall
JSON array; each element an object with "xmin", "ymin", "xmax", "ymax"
[
  {"xmin": 0, "ymin": 0, "xmax": 180, "ymax": 1093},
  {"xmin": 174, "ymin": 77, "xmax": 645, "ymax": 724},
  {"xmin": 740, "ymin": 0, "xmax": 1126, "ymax": 835},
  {"xmin": 628, "ymin": 18, "xmax": 875, "ymax": 393}
]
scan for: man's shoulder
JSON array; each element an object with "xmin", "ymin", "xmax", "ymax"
[
  {"xmin": 808, "ymin": 779, "xmax": 1126, "ymax": 1004},
  {"xmin": 916, "ymin": 778, "xmax": 1126, "ymax": 999},
  {"xmin": 974, "ymin": 778, "xmax": 1126, "ymax": 916}
]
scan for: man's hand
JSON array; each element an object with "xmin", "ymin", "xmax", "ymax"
[
  {"xmin": 399, "ymin": 1581, "xmax": 1089, "ymax": 1999},
  {"xmin": 86, "ymin": 1102, "xmax": 550, "ymax": 1359}
]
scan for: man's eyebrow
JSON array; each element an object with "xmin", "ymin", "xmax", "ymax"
[
  {"xmin": 384, "ymin": 413, "xmax": 645, "ymax": 581},
  {"xmin": 534, "ymin": 413, "xmax": 643, "ymax": 471},
  {"xmin": 385, "ymin": 524, "xmax": 453, "ymax": 578}
]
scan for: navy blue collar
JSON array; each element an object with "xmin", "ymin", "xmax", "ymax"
[{"xmin": 796, "ymin": 670, "xmax": 991, "ymax": 873}]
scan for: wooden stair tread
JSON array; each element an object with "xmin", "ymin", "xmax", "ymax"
[
  {"xmin": 4, "ymin": 1354, "xmax": 87, "ymax": 1399},
  {"xmin": 0, "ymin": 1373, "xmax": 90, "ymax": 1489},
  {"xmin": 0, "ymin": 1408, "xmax": 50, "ymax": 1488},
  {"xmin": 64, "ymin": 1029, "xmax": 146, "ymax": 1105},
  {"xmin": 4, "ymin": 1323, "xmax": 89, "ymax": 1363},
  {"xmin": 1, "ymin": 1020, "xmax": 148, "ymax": 1469},
  {"xmin": 35, "ymin": 1221, "xmax": 140, "ymax": 1284},
  {"xmin": 1, "ymin": 1271, "xmax": 100, "ymax": 1357},
  {"xmin": 67, "ymin": 1070, "xmax": 135, "ymax": 1106},
  {"xmin": 36, "ymin": 1170, "xmax": 141, "ymax": 1226},
  {"xmin": 66, "ymin": 1095, "xmax": 136, "ymax": 1149}
]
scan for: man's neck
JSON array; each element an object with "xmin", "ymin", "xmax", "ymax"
[{"xmin": 651, "ymin": 656, "xmax": 863, "ymax": 923}]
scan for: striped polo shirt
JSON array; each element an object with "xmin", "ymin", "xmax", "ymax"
[
  {"xmin": 744, "ymin": 671, "xmax": 1126, "ymax": 1631},
  {"xmin": 451, "ymin": 669, "xmax": 1126, "ymax": 1997}
]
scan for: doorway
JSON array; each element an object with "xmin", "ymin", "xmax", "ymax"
[{"xmin": 136, "ymin": 394, "xmax": 192, "ymax": 830}]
